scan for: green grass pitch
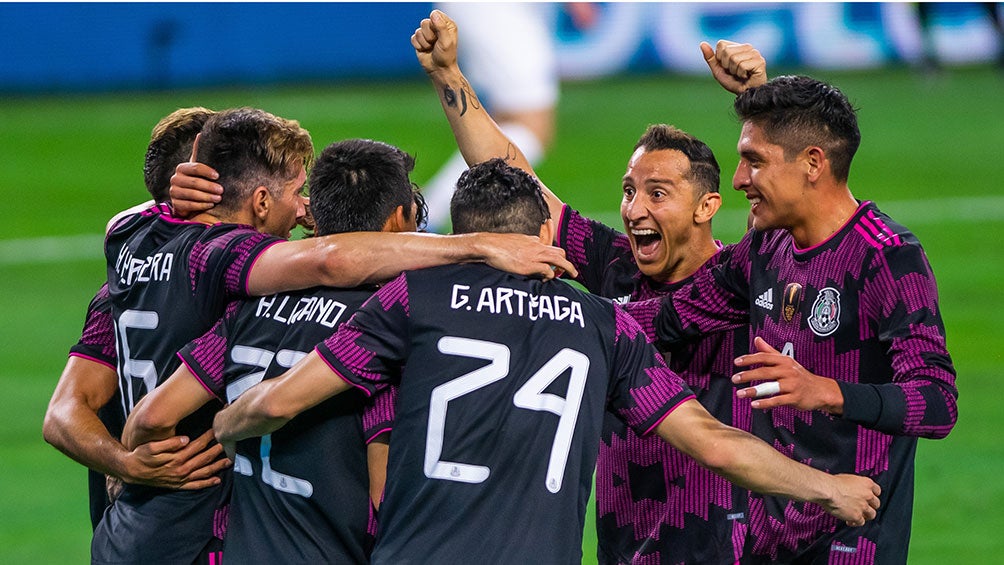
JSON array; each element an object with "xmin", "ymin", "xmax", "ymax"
[{"xmin": 1, "ymin": 66, "xmax": 1001, "ymax": 562}]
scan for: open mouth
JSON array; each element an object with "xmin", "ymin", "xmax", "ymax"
[{"xmin": 632, "ymin": 228, "xmax": 662, "ymax": 257}]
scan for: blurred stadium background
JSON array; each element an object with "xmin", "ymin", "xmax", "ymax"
[{"xmin": 1, "ymin": 2, "xmax": 1001, "ymax": 562}]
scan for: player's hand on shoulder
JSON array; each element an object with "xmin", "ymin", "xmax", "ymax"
[
  {"xmin": 700, "ymin": 40, "xmax": 767, "ymax": 94},
  {"xmin": 412, "ymin": 9, "xmax": 459, "ymax": 74},
  {"xmin": 481, "ymin": 233, "xmax": 577, "ymax": 280}
]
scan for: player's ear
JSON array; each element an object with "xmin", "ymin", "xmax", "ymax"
[
  {"xmin": 252, "ymin": 186, "xmax": 271, "ymax": 221},
  {"xmin": 382, "ymin": 205, "xmax": 409, "ymax": 233},
  {"xmin": 694, "ymin": 191, "xmax": 721, "ymax": 225},
  {"xmin": 804, "ymin": 146, "xmax": 826, "ymax": 182},
  {"xmin": 539, "ymin": 218, "xmax": 555, "ymax": 245}
]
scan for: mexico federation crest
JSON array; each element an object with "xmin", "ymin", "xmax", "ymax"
[
  {"xmin": 808, "ymin": 287, "xmax": 841, "ymax": 336},
  {"xmin": 782, "ymin": 282, "xmax": 803, "ymax": 322}
]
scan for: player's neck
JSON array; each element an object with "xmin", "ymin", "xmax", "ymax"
[
  {"xmin": 791, "ymin": 187, "xmax": 859, "ymax": 249},
  {"xmin": 189, "ymin": 209, "xmax": 255, "ymax": 229}
]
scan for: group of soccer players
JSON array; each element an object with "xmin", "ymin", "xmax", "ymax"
[{"xmin": 45, "ymin": 9, "xmax": 955, "ymax": 564}]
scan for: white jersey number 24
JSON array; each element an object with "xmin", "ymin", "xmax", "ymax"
[{"xmin": 425, "ymin": 336, "xmax": 588, "ymax": 494}]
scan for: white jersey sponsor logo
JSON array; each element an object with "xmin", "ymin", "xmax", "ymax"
[{"xmin": 755, "ymin": 288, "xmax": 774, "ymax": 311}]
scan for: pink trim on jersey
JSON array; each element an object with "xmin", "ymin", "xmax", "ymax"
[
  {"xmin": 314, "ymin": 349, "xmax": 374, "ymax": 398},
  {"xmin": 241, "ymin": 239, "xmax": 285, "ymax": 296},
  {"xmin": 365, "ymin": 427, "xmax": 393, "ymax": 444},
  {"xmin": 793, "ymin": 201, "xmax": 869, "ymax": 253},
  {"xmin": 862, "ymin": 210, "xmax": 902, "ymax": 246},
  {"xmin": 67, "ymin": 352, "xmax": 116, "ymax": 370},
  {"xmin": 176, "ymin": 353, "xmax": 220, "ymax": 400},
  {"xmin": 642, "ymin": 394, "xmax": 696, "ymax": 436}
]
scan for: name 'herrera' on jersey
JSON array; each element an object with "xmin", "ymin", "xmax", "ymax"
[
  {"xmin": 114, "ymin": 244, "xmax": 174, "ymax": 286},
  {"xmin": 450, "ymin": 283, "xmax": 585, "ymax": 328}
]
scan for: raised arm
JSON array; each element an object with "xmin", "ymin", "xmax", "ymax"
[
  {"xmin": 700, "ymin": 39, "xmax": 768, "ymax": 95},
  {"xmin": 656, "ymin": 398, "xmax": 881, "ymax": 527},
  {"xmin": 413, "ymin": 9, "xmax": 565, "ymax": 226}
]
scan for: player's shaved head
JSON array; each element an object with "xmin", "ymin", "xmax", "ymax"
[
  {"xmin": 450, "ymin": 158, "xmax": 549, "ymax": 236},
  {"xmin": 195, "ymin": 107, "xmax": 314, "ymax": 216},
  {"xmin": 144, "ymin": 107, "xmax": 215, "ymax": 202}
]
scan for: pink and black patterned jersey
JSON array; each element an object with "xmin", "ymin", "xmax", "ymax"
[
  {"xmin": 558, "ymin": 205, "xmax": 751, "ymax": 564},
  {"xmin": 93, "ymin": 204, "xmax": 282, "ymax": 564},
  {"xmin": 315, "ymin": 264, "xmax": 694, "ymax": 564},
  {"xmin": 176, "ymin": 285, "xmax": 392, "ymax": 563},
  {"xmin": 629, "ymin": 201, "xmax": 958, "ymax": 563}
]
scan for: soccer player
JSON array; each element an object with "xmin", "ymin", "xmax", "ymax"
[
  {"xmin": 43, "ymin": 108, "xmax": 230, "ymax": 530},
  {"xmin": 412, "ymin": 10, "xmax": 767, "ymax": 562},
  {"xmin": 94, "ymin": 106, "xmax": 574, "ymax": 564},
  {"xmin": 122, "ymin": 138, "xmax": 422, "ymax": 562},
  {"xmin": 212, "ymin": 158, "xmax": 881, "ymax": 564},
  {"xmin": 624, "ymin": 76, "xmax": 959, "ymax": 563}
]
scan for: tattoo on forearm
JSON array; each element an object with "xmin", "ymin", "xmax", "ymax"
[
  {"xmin": 443, "ymin": 87, "xmax": 457, "ymax": 108},
  {"xmin": 444, "ymin": 80, "xmax": 481, "ymax": 117}
]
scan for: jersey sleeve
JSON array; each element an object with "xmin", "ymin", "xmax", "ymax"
[
  {"xmin": 607, "ymin": 306, "xmax": 695, "ymax": 435},
  {"xmin": 315, "ymin": 273, "xmax": 410, "ymax": 397},
  {"xmin": 838, "ymin": 242, "xmax": 958, "ymax": 439},
  {"xmin": 555, "ymin": 205, "xmax": 635, "ymax": 294},
  {"xmin": 362, "ymin": 385, "xmax": 398, "ymax": 443},
  {"xmin": 176, "ymin": 301, "xmax": 243, "ymax": 402},
  {"xmin": 622, "ymin": 235, "xmax": 751, "ymax": 346},
  {"xmin": 68, "ymin": 283, "xmax": 117, "ymax": 369},
  {"xmin": 189, "ymin": 227, "xmax": 283, "ymax": 299}
]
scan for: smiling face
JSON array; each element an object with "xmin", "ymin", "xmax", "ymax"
[
  {"xmin": 620, "ymin": 148, "xmax": 706, "ymax": 282},
  {"xmin": 733, "ymin": 121, "xmax": 810, "ymax": 233}
]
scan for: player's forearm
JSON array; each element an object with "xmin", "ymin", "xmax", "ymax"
[
  {"xmin": 43, "ymin": 400, "xmax": 131, "ymax": 478},
  {"xmin": 427, "ymin": 66, "xmax": 534, "ymax": 173},
  {"xmin": 43, "ymin": 358, "xmax": 131, "ymax": 478},
  {"xmin": 695, "ymin": 425, "xmax": 837, "ymax": 506},
  {"xmin": 212, "ymin": 379, "xmax": 292, "ymax": 445},
  {"xmin": 121, "ymin": 397, "xmax": 178, "ymax": 451}
]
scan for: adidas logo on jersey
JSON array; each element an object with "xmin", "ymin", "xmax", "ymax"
[{"xmin": 755, "ymin": 288, "xmax": 774, "ymax": 311}]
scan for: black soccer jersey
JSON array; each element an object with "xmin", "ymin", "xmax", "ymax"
[
  {"xmin": 68, "ymin": 283, "xmax": 125, "ymax": 530},
  {"xmin": 92, "ymin": 204, "xmax": 282, "ymax": 564},
  {"xmin": 557, "ymin": 206, "xmax": 751, "ymax": 564},
  {"xmin": 628, "ymin": 201, "xmax": 958, "ymax": 563},
  {"xmin": 177, "ymin": 285, "xmax": 395, "ymax": 563},
  {"xmin": 315, "ymin": 264, "xmax": 694, "ymax": 564}
]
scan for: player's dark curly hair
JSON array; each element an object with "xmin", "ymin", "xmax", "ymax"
[
  {"xmin": 734, "ymin": 75, "xmax": 860, "ymax": 182},
  {"xmin": 194, "ymin": 107, "xmax": 314, "ymax": 216},
  {"xmin": 634, "ymin": 124, "xmax": 721, "ymax": 194},
  {"xmin": 308, "ymin": 139, "xmax": 425, "ymax": 236},
  {"xmin": 451, "ymin": 158, "xmax": 549, "ymax": 236},
  {"xmin": 143, "ymin": 107, "xmax": 215, "ymax": 202}
]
